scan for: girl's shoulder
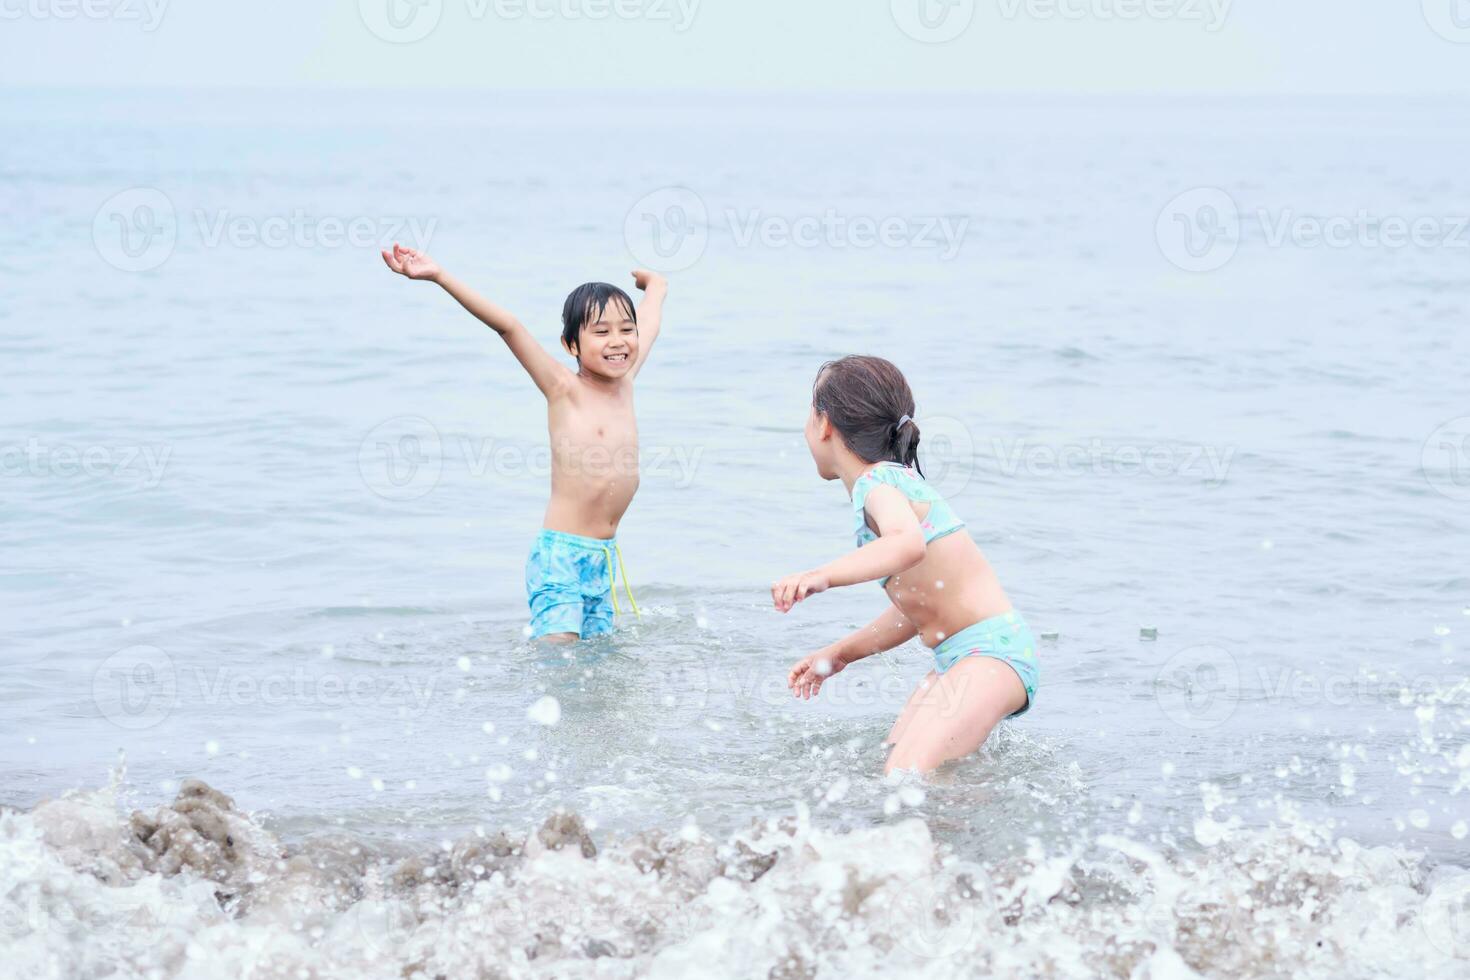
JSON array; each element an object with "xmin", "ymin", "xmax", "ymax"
[{"xmin": 853, "ymin": 462, "xmax": 941, "ymax": 509}]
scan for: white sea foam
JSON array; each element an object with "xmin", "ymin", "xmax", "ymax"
[{"xmin": 3, "ymin": 777, "xmax": 1467, "ymax": 979}]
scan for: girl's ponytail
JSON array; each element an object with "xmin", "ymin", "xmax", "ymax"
[{"xmin": 893, "ymin": 415, "xmax": 922, "ymax": 475}]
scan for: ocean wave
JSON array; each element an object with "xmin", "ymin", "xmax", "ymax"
[{"xmin": 3, "ymin": 776, "xmax": 1468, "ymax": 979}]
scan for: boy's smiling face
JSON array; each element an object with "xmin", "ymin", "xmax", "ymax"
[{"xmin": 567, "ymin": 296, "xmax": 638, "ymax": 380}]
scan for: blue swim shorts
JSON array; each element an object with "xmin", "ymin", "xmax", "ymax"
[
  {"xmin": 524, "ymin": 529, "xmax": 635, "ymax": 639},
  {"xmin": 932, "ymin": 610, "xmax": 1039, "ymax": 716}
]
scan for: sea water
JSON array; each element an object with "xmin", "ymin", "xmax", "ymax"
[{"xmin": 2, "ymin": 90, "xmax": 1468, "ymax": 977}]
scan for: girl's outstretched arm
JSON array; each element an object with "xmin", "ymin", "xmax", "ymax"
[
  {"xmin": 788, "ymin": 605, "xmax": 918, "ymax": 699},
  {"xmin": 772, "ymin": 484, "xmax": 926, "ymax": 612}
]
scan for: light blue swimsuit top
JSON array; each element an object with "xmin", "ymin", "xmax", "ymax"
[{"xmin": 851, "ymin": 462, "xmax": 966, "ymax": 587}]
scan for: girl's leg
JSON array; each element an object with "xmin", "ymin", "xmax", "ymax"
[
  {"xmin": 885, "ymin": 656, "xmax": 1027, "ymax": 775},
  {"xmin": 885, "ymin": 670, "xmax": 939, "ymax": 746}
]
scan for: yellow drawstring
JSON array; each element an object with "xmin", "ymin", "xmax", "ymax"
[{"xmin": 602, "ymin": 545, "xmax": 640, "ymax": 617}]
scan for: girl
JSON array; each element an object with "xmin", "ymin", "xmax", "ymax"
[{"xmin": 774, "ymin": 356, "xmax": 1038, "ymax": 774}]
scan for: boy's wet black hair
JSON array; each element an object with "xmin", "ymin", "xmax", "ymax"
[
  {"xmin": 812, "ymin": 355, "xmax": 922, "ymax": 475},
  {"xmin": 561, "ymin": 282, "xmax": 637, "ymax": 354}
]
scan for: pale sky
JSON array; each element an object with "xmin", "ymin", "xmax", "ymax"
[{"xmin": 2, "ymin": 0, "xmax": 1468, "ymax": 94}]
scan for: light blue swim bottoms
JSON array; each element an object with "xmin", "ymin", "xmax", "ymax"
[
  {"xmin": 932, "ymin": 610, "xmax": 1039, "ymax": 717},
  {"xmin": 524, "ymin": 529, "xmax": 638, "ymax": 640}
]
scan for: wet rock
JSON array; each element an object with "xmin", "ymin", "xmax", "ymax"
[
  {"xmin": 447, "ymin": 831, "xmax": 525, "ymax": 884},
  {"xmin": 126, "ymin": 780, "xmax": 283, "ymax": 895},
  {"xmin": 536, "ymin": 812, "xmax": 596, "ymax": 859},
  {"xmin": 585, "ymin": 938, "xmax": 618, "ymax": 958},
  {"xmin": 721, "ymin": 839, "xmax": 779, "ymax": 884}
]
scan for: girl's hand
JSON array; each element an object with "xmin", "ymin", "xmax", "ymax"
[
  {"xmin": 788, "ymin": 650, "xmax": 845, "ymax": 700},
  {"xmin": 631, "ymin": 269, "xmax": 667, "ymax": 294},
  {"xmin": 771, "ymin": 568, "xmax": 830, "ymax": 613},
  {"xmin": 381, "ymin": 243, "xmax": 442, "ymax": 281}
]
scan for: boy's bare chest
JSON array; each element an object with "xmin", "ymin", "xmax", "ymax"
[{"xmin": 547, "ymin": 397, "xmax": 638, "ymax": 454}]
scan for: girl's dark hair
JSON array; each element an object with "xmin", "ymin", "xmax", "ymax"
[
  {"xmin": 561, "ymin": 282, "xmax": 637, "ymax": 353},
  {"xmin": 812, "ymin": 355, "xmax": 922, "ymax": 474}
]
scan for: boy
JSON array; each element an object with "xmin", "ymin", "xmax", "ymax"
[{"xmin": 381, "ymin": 243, "xmax": 668, "ymax": 643}]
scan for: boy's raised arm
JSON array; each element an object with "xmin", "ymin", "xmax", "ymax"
[
  {"xmin": 628, "ymin": 269, "xmax": 668, "ymax": 378},
  {"xmin": 382, "ymin": 244, "xmax": 571, "ymax": 399}
]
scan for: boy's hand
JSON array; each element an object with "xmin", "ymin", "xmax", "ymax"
[
  {"xmin": 771, "ymin": 568, "xmax": 830, "ymax": 613},
  {"xmin": 788, "ymin": 649, "xmax": 845, "ymax": 700},
  {"xmin": 381, "ymin": 243, "xmax": 442, "ymax": 282},
  {"xmin": 631, "ymin": 269, "xmax": 667, "ymax": 294}
]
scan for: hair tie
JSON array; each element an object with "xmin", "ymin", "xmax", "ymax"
[{"xmin": 896, "ymin": 414, "xmax": 913, "ymax": 430}]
